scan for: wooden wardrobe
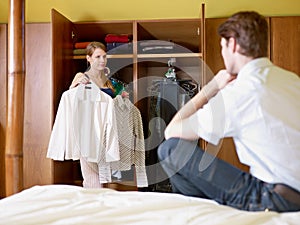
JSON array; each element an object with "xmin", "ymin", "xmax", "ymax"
[{"xmin": 0, "ymin": 13, "xmax": 299, "ymax": 196}]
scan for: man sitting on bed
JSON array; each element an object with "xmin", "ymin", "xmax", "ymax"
[{"xmin": 158, "ymin": 11, "xmax": 300, "ymax": 212}]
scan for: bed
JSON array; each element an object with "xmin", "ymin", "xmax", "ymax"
[{"xmin": 0, "ymin": 185, "xmax": 299, "ymax": 225}]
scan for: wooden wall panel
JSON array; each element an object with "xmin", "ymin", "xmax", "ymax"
[
  {"xmin": 0, "ymin": 24, "xmax": 7, "ymax": 198},
  {"xmin": 205, "ymin": 18, "xmax": 226, "ymax": 75},
  {"xmin": 270, "ymin": 16, "xmax": 300, "ymax": 76},
  {"xmin": 205, "ymin": 17, "xmax": 271, "ymax": 74},
  {"xmin": 23, "ymin": 23, "xmax": 53, "ymax": 188},
  {"xmin": 217, "ymin": 138, "xmax": 249, "ymax": 172}
]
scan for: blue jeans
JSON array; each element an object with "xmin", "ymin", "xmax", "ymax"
[{"xmin": 157, "ymin": 138, "xmax": 300, "ymax": 212}]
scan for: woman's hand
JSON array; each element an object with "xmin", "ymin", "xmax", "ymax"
[
  {"xmin": 121, "ymin": 90, "xmax": 129, "ymax": 98},
  {"xmin": 69, "ymin": 73, "xmax": 90, "ymax": 89}
]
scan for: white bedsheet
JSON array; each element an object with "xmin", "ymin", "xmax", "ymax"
[{"xmin": 0, "ymin": 185, "xmax": 299, "ymax": 225}]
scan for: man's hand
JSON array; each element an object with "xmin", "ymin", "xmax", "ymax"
[{"xmin": 214, "ymin": 69, "xmax": 237, "ymax": 90}]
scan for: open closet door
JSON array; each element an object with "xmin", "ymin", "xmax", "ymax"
[
  {"xmin": 51, "ymin": 8, "xmax": 74, "ymax": 116},
  {"xmin": 51, "ymin": 9, "xmax": 76, "ymax": 184}
]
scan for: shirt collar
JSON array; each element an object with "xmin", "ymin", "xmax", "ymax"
[
  {"xmin": 115, "ymin": 95, "xmax": 131, "ymax": 109},
  {"xmin": 76, "ymin": 80, "xmax": 105, "ymax": 101},
  {"xmin": 237, "ymin": 57, "xmax": 273, "ymax": 80}
]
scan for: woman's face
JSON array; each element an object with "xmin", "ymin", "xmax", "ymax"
[{"xmin": 87, "ymin": 48, "xmax": 107, "ymax": 71}]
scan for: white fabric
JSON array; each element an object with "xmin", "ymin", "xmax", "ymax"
[
  {"xmin": 189, "ymin": 58, "xmax": 300, "ymax": 192},
  {"xmin": 47, "ymin": 82, "xmax": 120, "ymax": 183},
  {"xmin": 112, "ymin": 95, "xmax": 148, "ymax": 187},
  {"xmin": 0, "ymin": 185, "xmax": 299, "ymax": 225}
]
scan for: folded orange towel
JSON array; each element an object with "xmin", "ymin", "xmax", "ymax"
[{"xmin": 74, "ymin": 42, "xmax": 91, "ymax": 49}]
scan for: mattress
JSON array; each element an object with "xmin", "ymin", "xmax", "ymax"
[{"xmin": 0, "ymin": 185, "xmax": 299, "ymax": 225}]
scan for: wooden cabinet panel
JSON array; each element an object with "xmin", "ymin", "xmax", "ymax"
[
  {"xmin": 51, "ymin": 9, "xmax": 79, "ymax": 184},
  {"xmin": 205, "ymin": 18, "xmax": 226, "ymax": 75},
  {"xmin": 205, "ymin": 17, "xmax": 271, "ymax": 74},
  {"xmin": 23, "ymin": 23, "xmax": 53, "ymax": 188},
  {"xmin": 51, "ymin": 9, "xmax": 75, "ymax": 115},
  {"xmin": 137, "ymin": 19, "xmax": 202, "ymax": 53},
  {"xmin": 270, "ymin": 16, "xmax": 300, "ymax": 76},
  {"xmin": 0, "ymin": 24, "xmax": 7, "ymax": 198},
  {"xmin": 217, "ymin": 138, "xmax": 249, "ymax": 172}
]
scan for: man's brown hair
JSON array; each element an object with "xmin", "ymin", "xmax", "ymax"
[{"xmin": 218, "ymin": 11, "xmax": 268, "ymax": 58}]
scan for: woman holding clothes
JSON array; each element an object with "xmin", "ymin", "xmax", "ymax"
[{"xmin": 70, "ymin": 41, "xmax": 127, "ymax": 188}]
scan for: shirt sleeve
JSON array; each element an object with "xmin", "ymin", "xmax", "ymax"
[
  {"xmin": 47, "ymin": 93, "xmax": 67, "ymax": 160},
  {"xmin": 189, "ymin": 90, "xmax": 236, "ymax": 145},
  {"xmin": 104, "ymin": 99, "xmax": 120, "ymax": 162},
  {"xmin": 132, "ymin": 105, "xmax": 148, "ymax": 187}
]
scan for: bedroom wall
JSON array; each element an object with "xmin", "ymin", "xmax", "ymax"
[{"xmin": 0, "ymin": 0, "xmax": 300, "ymax": 23}]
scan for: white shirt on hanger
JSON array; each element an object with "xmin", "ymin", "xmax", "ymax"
[{"xmin": 47, "ymin": 81, "xmax": 120, "ymax": 166}]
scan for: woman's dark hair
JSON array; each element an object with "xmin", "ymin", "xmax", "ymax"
[{"xmin": 218, "ymin": 11, "xmax": 268, "ymax": 58}]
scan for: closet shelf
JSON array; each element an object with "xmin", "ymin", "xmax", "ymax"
[
  {"xmin": 73, "ymin": 54, "xmax": 134, "ymax": 59},
  {"xmin": 73, "ymin": 53, "xmax": 202, "ymax": 60},
  {"xmin": 137, "ymin": 53, "xmax": 202, "ymax": 58}
]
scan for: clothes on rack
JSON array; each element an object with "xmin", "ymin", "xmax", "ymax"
[
  {"xmin": 47, "ymin": 81, "xmax": 120, "ymax": 184},
  {"xmin": 145, "ymin": 78, "xmax": 196, "ymax": 192},
  {"xmin": 146, "ymin": 95, "xmax": 176, "ymax": 192},
  {"xmin": 111, "ymin": 95, "xmax": 148, "ymax": 187},
  {"xmin": 164, "ymin": 58, "xmax": 177, "ymax": 80},
  {"xmin": 100, "ymin": 78, "xmax": 123, "ymax": 181},
  {"xmin": 177, "ymin": 79, "xmax": 198, "ymax": 98},
  {"xmin": 98, "ymin": 75, "xmax": 131, "ymax": 182}
]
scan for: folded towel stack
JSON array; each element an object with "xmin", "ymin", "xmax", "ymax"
[
  {"xmin": 105, "ymin": 34, "xmax": 133, "ymax": 54},
  {"xmin": 73, "ymin": 41, "xmax": 90, "ymax": 56}
]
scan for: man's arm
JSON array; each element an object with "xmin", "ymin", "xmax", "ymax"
[{"xmin": 164, "ymin": 70, "xmax": 236, "ymax": 140}]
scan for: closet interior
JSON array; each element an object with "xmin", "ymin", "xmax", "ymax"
[{"xmin": 50, "ymin": 4, "xmax": 206, "ymax": 191}]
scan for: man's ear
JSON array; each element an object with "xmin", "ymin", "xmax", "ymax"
[{"xmin": 228, "ymin": 37, "xmax": 237, "ymax": 53}]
